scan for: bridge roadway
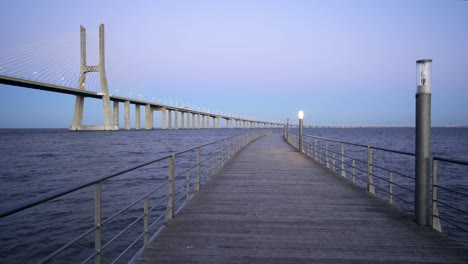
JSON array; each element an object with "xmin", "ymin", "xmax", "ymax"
[
  {"xmin": 137, "ymin": 133, "xmax": 468, "ymax": 263},
  {"xmin": 0, "ymin": 74, "xmax": 282, "ymax": 129}
]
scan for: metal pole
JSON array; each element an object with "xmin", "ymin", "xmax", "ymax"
[
  {"xmin": 367, "ymin": 146, "xmax": 375, "ymax": 194},
  {"xmin": 144, "ymin": 196, "xmax": 149, "ymax": 246},
  {"xmin": 415, "ymin": 59, "xmax": 432, "ymax": 226},
  {"xmin": 165, "ymin": 154, "xmax": 175, "ymax": 222},
  {"xmin": 196, "ymin": 147, "xmax": 201, "ymax": 191},
  {"xmin": 299, "ymin": 119, "xmax": 303, "ymax": 152},
  {"xmin": 341, "ymin": 144, "xmax": 346, "ymax": 177}
]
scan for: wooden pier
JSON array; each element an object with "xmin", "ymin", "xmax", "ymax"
[{"xmin": 137, "ymin": 133, "xmax": 468, "ymax": 263}]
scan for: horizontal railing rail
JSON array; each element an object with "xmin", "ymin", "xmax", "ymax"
[
  {"xmin": 285, "ymin": 129, "xmax": 468, "ymax": 245},
  {"xmin": 0, "ymin": 130, "xmax": 270, "ymax": 264}
]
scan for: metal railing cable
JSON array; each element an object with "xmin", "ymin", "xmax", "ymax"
[
  {"xmin": 0, "ymin": 130, "xmax": 270, "ymax": 264},
  {"xmin": 285, "ymin": 130, "xmax": 468, "ymax": 244}
]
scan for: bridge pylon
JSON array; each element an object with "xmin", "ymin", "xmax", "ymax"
[{"xmin": 70, "ymin": 24, "xmax": 117, "ymax": 131}]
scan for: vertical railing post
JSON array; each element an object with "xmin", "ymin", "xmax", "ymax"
[
  {"xmin": 352, "ymin": 160, "xmax": 356, "ymax": 183},
  {"xmin": 314, "ymin": 139, "xmax": 317, "ymax": 161},
  {"xmin": 94, "ymin": 182, "xmax": 102, "ymax": 264},
  {"xmin": 186, "ymin": 170, "xmax": 190, "ymax": 202},
  {"xmin": 325, "ymin": 141, "xmax": 330, "ymax": 168},
  {"xmin": 432, "ymin": 159, "xmax": 442, "ymax": 232},
  {"xmin": 299, "ymin": 115, "xmax": 303, "ymax": 152},
  {"xmin": 367, "ymin": 146, "xmax": 375, "ymax": 194},
  {"xmin": 196, "ymin": 147, "xmax": 201, "ymax": 191},
  {"xmin": 341, "ymin": 144, "xmax": 346, "ymax": 177},
  {"xmin": 165, "ymin": 154, "xmax": 175, "ymax": 222},
  {"xmin": 144, "ymin": 195, "xmax": 149, "ymax": 246},
  {"xmin": 314, "ymin": 138, "xmax": 317, "ymax": 160},
  {"xmin": 389, "ymin": 172, "xmax": 393, "ymax": 205},
  {"xmin": 212, "ymin": 143, "xmax": 215, "ymax": 176}
]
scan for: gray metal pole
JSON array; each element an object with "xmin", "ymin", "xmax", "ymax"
[
  {"xmin": 415, "ymin": 59, "xmax": 432, "ymax": 226},
  {"xmin": 299, "ymin": 119, "xmax": 303, "ymax": 152}
]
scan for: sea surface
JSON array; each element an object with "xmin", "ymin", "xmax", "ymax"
[{"xmin": 0, "ymin": 127, "xmax": 467, "ymax": 263}]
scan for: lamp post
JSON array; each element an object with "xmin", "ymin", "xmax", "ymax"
[
  {"xmin": 415, "ymin": 59, "xmax": 432, "ymax": 226},
  {"xmin": 299, "ymin": 110, "xmax": 304, "ymax": 152}
]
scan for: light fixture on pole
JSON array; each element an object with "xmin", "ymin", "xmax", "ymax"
[
  {"xmin": 415, "ymin": 59, "xmax": 432, "ymax": 226},
  {"xmin": 298, "ymin": 111, "xmax": 304, "ymax": 152}
]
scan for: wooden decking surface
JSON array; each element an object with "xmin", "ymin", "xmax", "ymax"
[{"xmin": 137, "ymin": 133, "xmax": 468, "ymax": 263}]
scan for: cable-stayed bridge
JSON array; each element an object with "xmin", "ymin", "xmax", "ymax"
[{"xmin": 0, "ymin": 24, "xmax": 283, "ymax": 130}]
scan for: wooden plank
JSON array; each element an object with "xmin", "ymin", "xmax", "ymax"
[{"xmin": 138, "ymin": 133, "xmax": 468, "ymax": 263}]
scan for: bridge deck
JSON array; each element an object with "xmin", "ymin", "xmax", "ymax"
[{"xmin": 137, "ymin": 133, "xmax": 468, "ymax": 263}]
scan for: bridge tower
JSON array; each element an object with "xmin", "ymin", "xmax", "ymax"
[{"xmin": 70, "ymin": 24, "xmax": 117, "ymax": 130}]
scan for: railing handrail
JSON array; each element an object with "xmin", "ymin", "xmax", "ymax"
[
  {"xmin": 298, "ymin": 132, "xmax": 416, "ymax": 156},
  {"xmin": 0, "ymin": 131, "xmax": 260, "ymax": 219},
  {"xmin": 434, "ymin": 156, "xmax": 468, "ymax": 166}
]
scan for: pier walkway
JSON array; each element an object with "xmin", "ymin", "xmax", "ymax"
[{"xmin": 137, "ymin": 133, "xmax": 468, "ymax": 263}]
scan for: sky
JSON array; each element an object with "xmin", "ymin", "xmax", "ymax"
[{"xmin": 0, "ymin": 0, "xmax": 467, "ymax": 128}]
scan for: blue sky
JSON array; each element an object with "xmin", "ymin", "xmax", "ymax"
[{"xmin": 0, "ymin": 0, "xmax": 467, "ymax": 128}]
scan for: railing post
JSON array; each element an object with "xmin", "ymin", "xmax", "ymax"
[
  {"xmin": 299, "ymin": 117, "xmax": 303, "ymax": 152},
  {"xmin": 389, "ymin": 172, "xmax": 393, "ymax": 205},
  {"xmin": 196, "ymin": 147, "xmax": 201, "ymax": 191},
  {"xmin": 432, "ymin": 159, "xmax": 442, "ymax": 232},
  {"xmin": 367, "ymin": 146, "xmax": 375, "ymax": 194},
  {"xmin": 212, "ymin": 143, "xmax": 215, "ymax": 176},
  {"xmin": 144, "ymin": 195, "xmax": 149, "ymax": 246},
  {"xmin": 352, "ymin": 160, "xmax": 356, "ymax": 183},
  {"xmin": 341, "ymin": 144, "xmax": 346, "ymax": 177},
  {"xmin": 314, "ymin": 139, "xmax": 317, "ymax": 161},
  {"xmin": 325, "ymin": 141, "xmax": 330, "ymax": 168},
  {"xmin": 94, "ymin": 182, "xmax": 102, "ymax": 264},
  {"xmin": 186, "ymin": 170, "xmax": 190, "ymax": 203},
  {"xmin": 165, "ymin": 154, "xmax": 175, "ymax": 222}
]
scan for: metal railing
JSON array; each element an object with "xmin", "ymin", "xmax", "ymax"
[
  {"xmin": 432, "ymin": 157, "xmax": 468, "ymax": 236},
  {"xmin": 285, "ymin": 130, "xmax": 468, "ymax": 244},
  {"xmin": 286, "ymin": 131, "xmax": 416, "ymax": 210},
  {"xmin": 0, "ymin": 130, "xmax": 270, "ymax": 264}
]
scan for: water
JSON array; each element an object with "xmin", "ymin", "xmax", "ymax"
[{"xmin": 0, "ymin": 127, "xmax": 467, "ymax": 263}]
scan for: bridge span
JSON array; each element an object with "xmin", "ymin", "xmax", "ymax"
[{"xmin": 0, "ymin": 24, "xmax": 283, "ymax": 131}]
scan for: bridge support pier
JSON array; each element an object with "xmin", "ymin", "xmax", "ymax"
[
  {"xmin": 124, "ymin": 101, "xmax": 130, "ymax": 130},
  {"xmin": 145, "ymin": 104, "xmax": 153, "ymax": 129},
  {"xmin": 187, "ymin": 112, "xmax": 190, "ymax": 128},
  {"xmin": 168, "ymin": 110, "xmax": 172, "ymax": 129},
  {"xmin": 174, "ymin": 110, "xmax": 179, "ymax": 129},
  {"xmin": 113, "ymin": 101, "xmax": 119, "ymax": 128},
  {"xmin": 161, "ymin": 107, "xmax": 166, "ymax": 129},
  {"xmin": 181, "ymin": 112, "xmax": 185, "ymax": 129},
  {"xmin": 135, "ymin": 105, "xmax": 141, "ymax": 130}
]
